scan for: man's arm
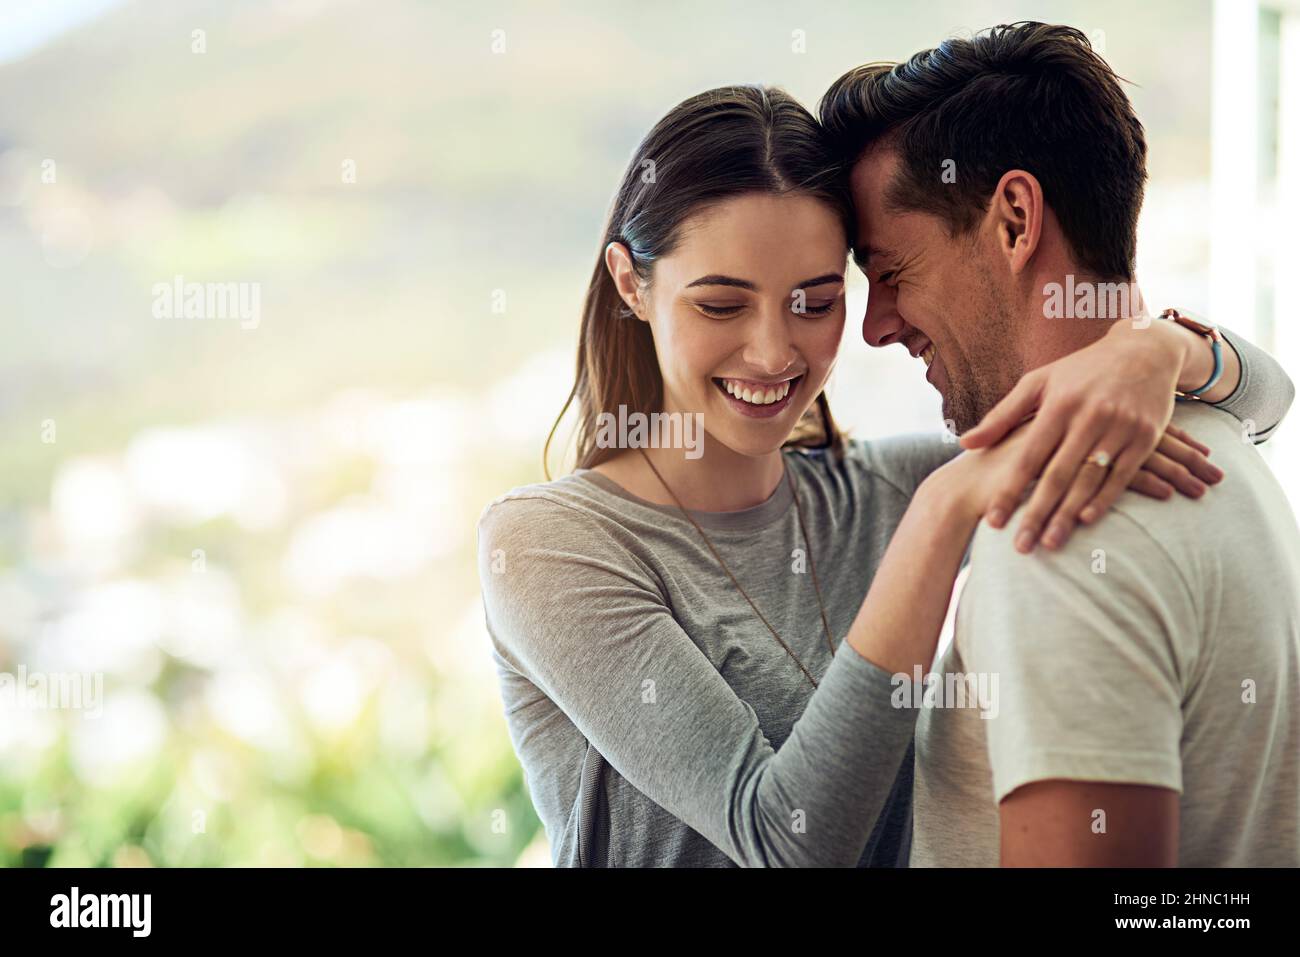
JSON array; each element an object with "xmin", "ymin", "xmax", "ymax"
[
  {"xmin": 956, "ymin": 505, "xmax": 1198, "ymax": 867},
  {"xmin": 1000, "ymin": 780, "xmax": 1179, "ymax": 867}
]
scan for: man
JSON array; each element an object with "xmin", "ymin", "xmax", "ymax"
[{"xmin": 821, "ymin": 22, "xmax": 1300, "ymax": 865}]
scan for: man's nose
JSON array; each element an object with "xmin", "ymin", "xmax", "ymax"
[{"xmin": 862, "ymin": 280, "xmax": 906, "ymax": 348}]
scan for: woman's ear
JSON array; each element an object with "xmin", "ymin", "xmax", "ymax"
[{"xmin": 604, "ymin": 242, "xmax": 646, "ymax": 320}]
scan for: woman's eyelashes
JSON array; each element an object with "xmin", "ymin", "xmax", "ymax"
[
  {"xmin": 691, "ymin": 297, "xmax": 840, "ymax": 319},
  {"xmin": 694, "ymin": 301, "xmax": 745, "ymax": 318},
  {"xmin": 799, "ymin": 299, "xmax": 838, "ymax": 315}
]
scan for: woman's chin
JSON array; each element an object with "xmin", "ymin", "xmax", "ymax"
[
  {"xmin": 711, "ymin": 435, "xmax": 785, "ymax": 459},
  {"xmin": 707, "ymin": 417, "xmax": 806, "ymax": 460}
]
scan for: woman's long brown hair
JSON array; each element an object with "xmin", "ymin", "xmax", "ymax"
[{"xmin": 544, "ymin": 86, "xmax": 852, "ymax": 479}]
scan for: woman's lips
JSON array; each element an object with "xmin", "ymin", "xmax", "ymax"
[{"xmin": 713, "ymin": 375, "xmax": 802, "ymax": 419}]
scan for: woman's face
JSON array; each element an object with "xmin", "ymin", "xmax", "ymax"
[{"xmin": 633, "ymin": 192, "xmax": 848, "ymax": 459}]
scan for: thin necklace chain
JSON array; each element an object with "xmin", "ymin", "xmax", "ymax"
[{"xmin": 637, "ymin": 448, "xmax": 836, "ymax": 689}]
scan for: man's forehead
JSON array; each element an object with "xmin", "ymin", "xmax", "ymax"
[
  {"xmin": 848, "ymin": 146, "xmax": 900, "ymax": 200},
  {"xmin": 848, "ymin": 148, "xmax": 901, "ymax": 266},
  {"xmin": 852, "ymin": 242, "xmax": 897, "ymax": 271}
]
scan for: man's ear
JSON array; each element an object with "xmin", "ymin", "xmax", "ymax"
[
  {"xmin": 604, "ymin": 242, "xmax": 647, "ymax": 320},
  {"xmin": 987, "ymin": 170, "xmax": 1044, "ymax": 275}
]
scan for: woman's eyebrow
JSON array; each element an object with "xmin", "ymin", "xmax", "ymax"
[
  {"xmin": 685, "ymin": 274, "xmax": 757, "ymax": 290},
  {"xmin": 684, "ymin": 273, "xmax": 843, "ymax": 292},
  {"xmin": 795, "ymin": 273, "xmax": 844, "ymax": 289}
]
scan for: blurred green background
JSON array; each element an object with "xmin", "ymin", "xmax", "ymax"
[{"xmin": 0, "ymin": 0, "xmax": 1293, "ymax": 866}]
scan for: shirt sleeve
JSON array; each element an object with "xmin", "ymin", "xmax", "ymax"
[
  {"xmin": 955, "ymin": 510, "xmax": 1197, "ymax": 802},
  {"xmin": 1214, "ymin": 327, "xmax": 1295, "ymax": 443},
  {"xmin": 477, "ymin": 494, "xmax": 918, "ymax": 867},
  {"xmin": 848, "ymin": 432, "xmax": 963, "ymax": 499}
]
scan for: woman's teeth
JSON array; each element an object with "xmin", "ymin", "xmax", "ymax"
[
  {"xmin": 921, "ymin": 344, "xmax": 936, "ymax": 368},
  {"xmin": 721, "ymin": 378, "xmax": 793, "ymax": 405}
]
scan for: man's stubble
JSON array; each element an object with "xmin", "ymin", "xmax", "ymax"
[{"xmin": 947, "ymin": 269, "xmax": 1023, "ymax": 435}]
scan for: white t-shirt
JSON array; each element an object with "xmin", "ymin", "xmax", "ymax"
[{"xmin": 911, "ymin": 402, "xmax": 1300, "ymax": 866}]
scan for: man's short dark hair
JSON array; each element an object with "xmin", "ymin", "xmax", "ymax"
[{"xmin": 820, "ymin": 22, "xmax": 1147, "ymax": 279}]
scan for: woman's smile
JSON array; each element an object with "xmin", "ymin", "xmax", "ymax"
[{"xmin": 712, "ymin": 373, "xmax": 803, "ymax": 418}]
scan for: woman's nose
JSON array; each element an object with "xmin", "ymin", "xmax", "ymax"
[{"xmin": 743, "ymin": 312, "xmax": 798, "ymax": 374}]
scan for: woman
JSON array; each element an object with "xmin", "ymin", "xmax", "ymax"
[{"xmin": 478, "ymin": 86, "xmax": 1291, "ymax": 867}]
